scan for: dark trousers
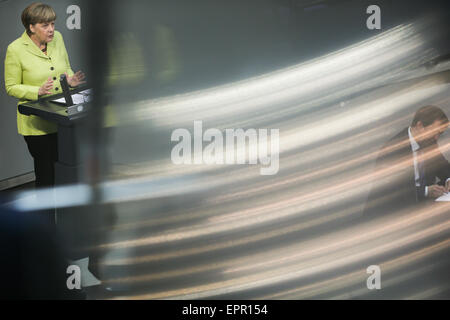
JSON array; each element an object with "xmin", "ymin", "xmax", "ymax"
[
  {"xmin": 23, "ymin": 133, "xmax": 58, "ymax": 188},
  {"xmin": 23, "ymin": 133, "xmax": 58, "ymax": 225}
]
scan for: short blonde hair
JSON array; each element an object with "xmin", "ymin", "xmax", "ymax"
[{"xmin": 21, "ymin": 3, "xmax": 56, "ymax": 35}]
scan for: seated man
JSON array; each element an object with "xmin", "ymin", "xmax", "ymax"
[{"xmin": 364, "ymin": 105, "xmax": 450, "ymax": 217}]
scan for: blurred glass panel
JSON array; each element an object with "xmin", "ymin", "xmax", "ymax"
[
  {"xmin": 91, "ymin": 0, "xmax": 450, "ymax": 299},
  {"xmin": 7, "ymin": 0, "xmax": 449, "ymax": 299}
]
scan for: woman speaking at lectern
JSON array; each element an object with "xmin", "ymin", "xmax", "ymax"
[
  {"xmin": 4, "ymin": 2, "xmax": 85, "ymax": 189},
  {"xmin": 4, "ymin": 3, "xmax": 102, "ymax": 290}
]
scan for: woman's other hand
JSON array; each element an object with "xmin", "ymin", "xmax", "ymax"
[
  {"xmin": 38, "ymin": 77, "xmax": 53, "ymax": 96},
  {"xmin": 66, "ymin": 71, "xmax": 86, "ymax": 87}
]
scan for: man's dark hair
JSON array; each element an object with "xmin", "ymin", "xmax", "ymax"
[{"xmin": 411, "ymin": 105, "xmax": 449, "ymax": 127}]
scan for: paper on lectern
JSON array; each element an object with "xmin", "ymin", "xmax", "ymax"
[{"xmin": 52, "ymin": 93, "xmax": 91, "ymax": 105}]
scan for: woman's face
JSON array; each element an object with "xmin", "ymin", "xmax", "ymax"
[{"xmin": 30, "ymin": 21, "xmax": 55, "ymax": 44}]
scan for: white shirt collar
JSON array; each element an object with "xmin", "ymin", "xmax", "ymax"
[{"xmin": 408, "ymin": 126, "xmax": 420, "ymax": 152}]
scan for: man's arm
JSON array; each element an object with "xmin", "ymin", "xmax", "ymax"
[{"xmin": 425, "ymin": 150, "xmax": 450, "ymax": 195}]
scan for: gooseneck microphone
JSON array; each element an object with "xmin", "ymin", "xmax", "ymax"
[{"xmin": 59, "ymin": 74, "xmax": 74, "ymax": 106}]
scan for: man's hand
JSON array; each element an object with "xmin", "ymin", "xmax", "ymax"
[
  {"xmin": 38, "ymin": 77, "xmax": 53, "ymax": 96},
  {"xmin": 446, "ymin": 180, "xmax": 450, "ymax": 192},
  {"xmin": 427, "ymin": 184, "xmax": 447, "ymax": 198},
  {"xmin": 66, "ymin": 71, "xmax": 86, "ymax": 87}
]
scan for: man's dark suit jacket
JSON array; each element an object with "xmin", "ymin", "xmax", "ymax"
[{"xmin": 364, "ymin": 127, "xmax": 450, "ymax": 217}]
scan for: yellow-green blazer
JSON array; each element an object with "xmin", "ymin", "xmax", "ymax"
[{"xmin": 4, "ymin": 30, "xmax": 74, "ymax": 136}]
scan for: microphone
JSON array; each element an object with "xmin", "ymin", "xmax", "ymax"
[{"xmin": 60, "ymin": 74, "xmax": 74, "ymax": 106}]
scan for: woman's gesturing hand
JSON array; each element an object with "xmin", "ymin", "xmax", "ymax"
[
  {"xmin": 38, "ymin": 77, "xmax": 53, "ymax": 96},
  {"xmin": 66, "ymin": 71, "xmax": 86, "ymax": 87}
]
